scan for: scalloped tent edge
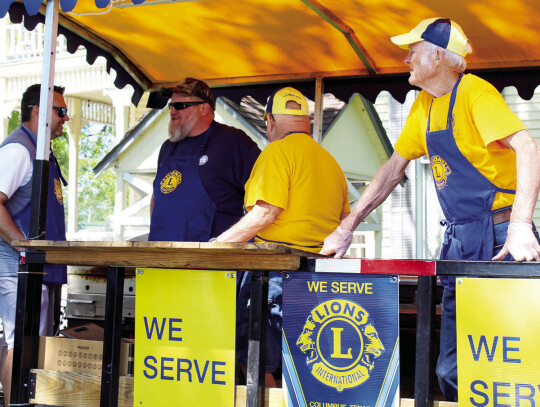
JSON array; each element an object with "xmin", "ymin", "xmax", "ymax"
[{"xmin": 4, "ymin": 1, "xmax": 540, "ymax": 108}]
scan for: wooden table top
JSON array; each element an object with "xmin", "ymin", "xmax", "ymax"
[{"xmin": 13, "ymin": 240, "xmax": 322, "ymax": 271}]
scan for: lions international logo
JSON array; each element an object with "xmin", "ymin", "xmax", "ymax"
[
  {"xmin": 430, "ymin": 155, "xmax": 451, "ymax": 190},
  {"xmin": 160, "ymin": 170, "xmax": 182, "ymax": 194},
  {"xmin": 54, "ymin": 178, "xmax": 63, "ymax": 205},
  {"xmin": 296, "ymin": 299, "xmax": 384, "ymax": 392}
]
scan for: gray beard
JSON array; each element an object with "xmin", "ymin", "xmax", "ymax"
[{"xmin": 168, "ymin": 121, "xmax": 188, "ymax": 142}]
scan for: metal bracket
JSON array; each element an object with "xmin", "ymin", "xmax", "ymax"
[
  {"xmin": 23, "ymin": 251, "xmax": 46, "ymax": 264},
  {"xmin": 28, "ymin": 372, "xmax": 37, "ymax": 399}
]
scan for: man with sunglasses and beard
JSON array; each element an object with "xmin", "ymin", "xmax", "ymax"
[
  {"xmin": 0, "ymin": 83, "xmax": 69, "ymax": 406},
  {"xmin": 149, "ymin": 78, "xmax": 260, "ymax": 242}
]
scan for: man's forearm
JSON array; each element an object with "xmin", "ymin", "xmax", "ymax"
[
  {"xmin": 506, "ymin": 131, "xmax": 540, "ymax": 223},
  {"xmin": 216, "ymin": 202, "xmax": 282, "ymax": 242},
  {"xmin": 0, "ymin": 204, "xmax": 25, "ymax": 249}
]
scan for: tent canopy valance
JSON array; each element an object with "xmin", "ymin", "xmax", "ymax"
[{"xmin": 3, "ymin": 0, "xmax": 540, "ymax": 106}]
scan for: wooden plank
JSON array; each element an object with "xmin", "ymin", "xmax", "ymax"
[
  {"xmin": 30, "ymin": 370, "xmax": 133, "ymax": 407},
  {"xmin": 30, "ymin": 370, "xmax": 459, "ymax": 407},
  {"xmin": 30, "ymin": 370, "xmax": 285, "ymax": 407},
  {"xmin": 12, "ymin": 241, "xmax": 321, "ymax": 270},
  {"xmin": 43, "ymin": 248, "xmax": 301, "ymax": 270},
  {"xmin": 13, "ymin": 240, "xmax": 311, "ymax": 254},
  {"xmin": 235, "ymin": 385, "xmax": 284, "ymax": 407},
  {"xmin": 401, "ymin": 399, "xmax": 458, "ymax": 407}
]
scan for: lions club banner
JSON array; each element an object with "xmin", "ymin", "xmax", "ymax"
[
  {"xmin": 283, "ymin": 273, "xmax": 400, "ymax": 407},
  {"xmin": 134, "ymin": 268, "xmax": 236, "ymax": 406},
  {"xmin": 457, "ymin": 278, "xmax": 540, "ymax": 407}
]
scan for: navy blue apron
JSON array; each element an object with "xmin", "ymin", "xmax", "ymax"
[
  {"xmin": 426, "ymin": 75, "xmax": 515, "ymax": 289},
  {"xmin": 149, "ymin": 127, "xmax": 218, "ymax": 242},
  {"xmin": 18, "ymin": 127, "xmax": 68, "ymax": 284}
]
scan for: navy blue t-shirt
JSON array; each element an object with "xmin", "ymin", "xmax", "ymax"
[{"xmin": 156, "ymin": 121, "xmax": 261, "ymax": 237}]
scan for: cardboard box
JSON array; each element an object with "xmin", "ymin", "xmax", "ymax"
[{"xmin": 38, "ymin": 335, "xmax": 134, "ymax": 376}]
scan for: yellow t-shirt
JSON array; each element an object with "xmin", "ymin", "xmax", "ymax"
[
  {"xmin": 395, "ymin": 74, "xmax": 525, "ymax": 210},
  {"xmin": 245, "ymin": 133, "xmax": 350, "ymax": 253}
]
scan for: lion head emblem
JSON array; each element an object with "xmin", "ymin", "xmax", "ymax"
[{"xmin": 296, "ymin": 299, "xmax": 384, "ymax": 391}]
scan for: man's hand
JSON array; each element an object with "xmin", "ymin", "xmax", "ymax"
[
  {"xmin": 492, "ymin": 222, "xmax": 540, "ymax": 261},
  {"xmin": 320, "ymin": 227, "xmax": 353, "ymax": 258}
]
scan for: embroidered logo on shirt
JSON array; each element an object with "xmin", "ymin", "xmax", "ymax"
[
  {"xmin": 160, "ymin": 170, "xmax": 182, "ymax": 194},
  {"xmin": 54, "ymin": 178, "xmax": 63, "ymax": 205},
  {"xmin": 199, "ymin": 155, "xmax": 208, "ymax": 166},
  {"xmin": 430, "ymin": 155, "xmax": 452, "ymax": 190},
  {"xmin": 296, "ymin": 299, "xmax": 384, "ymax": 391}
]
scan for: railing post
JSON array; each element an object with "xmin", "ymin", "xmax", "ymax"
[
  {"xmin": 246, "ymin": 270, "xmax": 269, "ymax": 407},
  {"xmin": 414, "ymin": 275, "xmax": 437, "ymax": 407}
]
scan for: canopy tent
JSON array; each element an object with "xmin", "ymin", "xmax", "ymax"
[
  {"xmin": 3, "ymin": 2, "xmax": 540, "ymax": 405},
  {"xmin": 3, "ymin": 0, "xmax": 540, "ymax": 108}
]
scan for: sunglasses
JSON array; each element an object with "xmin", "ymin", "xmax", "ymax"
[
  {"xmin": 168, "ymin": 101, "xmax": 205, "ymax": 111},
  {"xmin": 28, "ymin": 105, "xmax": 68, "ymax": 118}
]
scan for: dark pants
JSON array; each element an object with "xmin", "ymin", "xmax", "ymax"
[{"xmin": 436, "ymin": 221, "xmax": 540, "ymax": 401}]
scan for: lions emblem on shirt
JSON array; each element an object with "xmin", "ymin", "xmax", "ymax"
[
  {"xmin": 54, "ymin": 178, "xmax": 63, "ymax": 205},
  {"xmin": 296, "ymin": 299, "xmax": 384, "ymax": 392},
  {"xmin": 160, "ymin": 170, "xmax": 182, "ymax": 194},
  {"xmin": 430, "ymin": 155, "xmax": 452, "ymax": 190}
]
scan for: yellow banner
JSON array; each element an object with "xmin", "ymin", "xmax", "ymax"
[
  {"xmin": 457, "ymin": 278, "xmax": 540, "ymax": 406},
  {"xmin": 134, "ymin": 268, "xmax": 236, "ymax": 406}
]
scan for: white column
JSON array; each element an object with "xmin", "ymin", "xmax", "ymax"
[
  {"xmin": 66, "ymin": 97, "xmax": 81, "ymax": 237},
  {"xmin": 0, "ymin": 18, "xmax": 7, "ymax": 64},
  {"xmin": 0, "ymin": 77, "xmax": 7, "ymax": 141},
  {"xmin": 114, "ymin": 169, "xmax": 125, "ymax": 240},
  {"xmin": 374, "ymin": 206, "xmax": 383, "ymax": 259},
  {"xmin": 104, "ymin": 87, "xmax": 132, "ymax": 142}
]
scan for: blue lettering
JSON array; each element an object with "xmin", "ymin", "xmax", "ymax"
[
  {"xmin": 469, "ymin": 335, "xmax": 498, "ymax": 362},
  {"xmin": 143, "ymin": 356, "xmax": 158, "ymax": 379},
  {"xmin": 168, "ymin": 318, "xmax": 183, "ymax": 341},
  {"xmin": 494, "ymin": 382, "xmax": 511, "ymax": 407},
  {"xmin": 502, "ymin": 337, "xmax": 521, "ymax": 363},
  {"xmin": 212, "ymin": 361, "xmax": 226, "ymax": 385},
  {"xmin": 515, "ymin": 383, "xmax": 535, "ymax": 407},
  {"xmin": 343, "ymin": 303, "xmax": 356, "ymax": 318},
  {"xmin": 160, "ymin": 357, "xmax": 174, "ymax": 380},
  {"xmin": 144, "ymin": 317, "xmax": 166, "ymax": 340},
  {"xmin": 470, "ymin": 380, "xmax": 489, "ymax": 407},
  {"xmin": 177, "ymin": 358, "xmax": 192, "ymax": 382},
  {"xmin": 195, "ymin": 360, "xmax": 209, "ymax": 383}
]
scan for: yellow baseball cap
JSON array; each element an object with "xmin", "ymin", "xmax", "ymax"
[
  {"xmin": 264, "ymin": 87, "xmax": 309, "ymax": 120},
  {"xmin": 391, "ymin": 18, "xmax": 470, "ymax": 57}
]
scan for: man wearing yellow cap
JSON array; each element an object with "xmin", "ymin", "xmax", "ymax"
[
  {"xmin": 217, "ymin": 86, "xmax": 350, "ymax": 385},
  {"xmin": 321, "ymin": 18, "xmax": 540, "ymax": 401}
]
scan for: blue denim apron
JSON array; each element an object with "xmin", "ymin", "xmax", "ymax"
[
  {"xmin": 149, "ymin": 127, "xmax": 217, "ymax": 242},
  {"xmin": 426, "ymin": 75, "xmax": 515, "ymax": 289},
  {"xmin": 18, "ymin": 127, "xmax": 67, "ymax": 284}
]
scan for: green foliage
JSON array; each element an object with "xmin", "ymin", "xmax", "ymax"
[
  {"xmin": 52, "ymin": 125, "xmax": 116, "ymax": 229},
  {"xmin": 8, "ymin": 111, "xmax": 20, "ymax": 134}
]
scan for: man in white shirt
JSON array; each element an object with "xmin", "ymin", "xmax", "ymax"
[{"xmin": 0, "ymin": 84, "xmax": 69, "ymax": 406}]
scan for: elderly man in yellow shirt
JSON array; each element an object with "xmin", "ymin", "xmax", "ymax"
[{"xmin": 216, "ymin": 86, "xmax": 350, "ymax": 386}]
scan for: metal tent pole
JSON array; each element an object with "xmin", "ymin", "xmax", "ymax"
[{"xmin": 11, "ymin": 0, "xmax": 58, "ymax": 404}]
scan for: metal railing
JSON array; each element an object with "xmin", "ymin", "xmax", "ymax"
[{"xmin": 1, "ymin": 23, "xmax": 84, "ymax": 63}]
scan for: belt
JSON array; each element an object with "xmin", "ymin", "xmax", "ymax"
[{"xmin": 493, "ymin": 208, "xmax": 511, "ymax": 225}]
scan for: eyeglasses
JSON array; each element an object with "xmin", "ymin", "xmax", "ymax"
[
  {"xmin": 168, "ymin": 101, "xmax": 205, "ymax": 111},
  {"xmin": 52, "ymin": 106, "xmax": 68, "ymax": 118},
  {"xmin": 28, "ymin": 105, "xmax": 68, "ymax": 118}
]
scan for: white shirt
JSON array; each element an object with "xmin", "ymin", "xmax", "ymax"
[{"xmin": 0, "ymin": 143, "xmax": 33, "ymax": 198}]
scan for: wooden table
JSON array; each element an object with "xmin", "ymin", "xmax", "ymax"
[{"xmin": 12, "ymin": 240, "xmax": 319, "ymax": 407}]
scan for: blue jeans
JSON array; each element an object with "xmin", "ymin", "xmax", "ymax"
[
  {"xmin": 235, "ymin": 271, "xmax": 282, "ymax": 372},
  {"xmin": 436, "ymin": 221, "xmax": 540, "ymax": 401}
]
